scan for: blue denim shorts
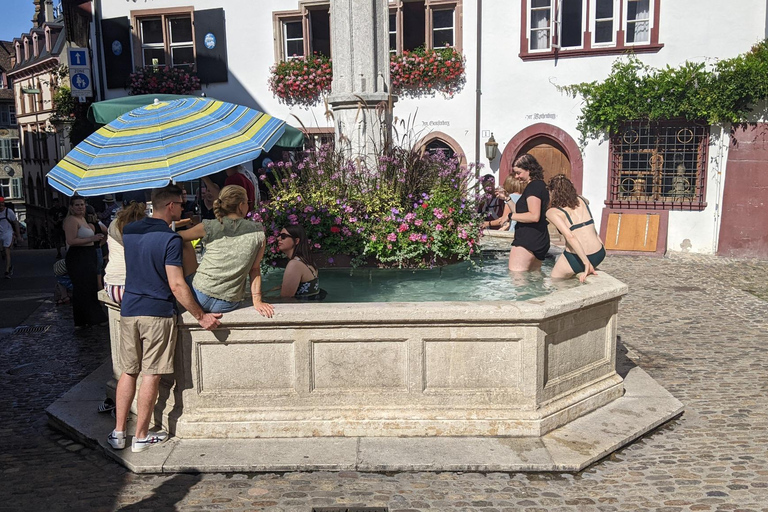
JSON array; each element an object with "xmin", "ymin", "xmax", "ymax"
[{"xmin": 193, "ymin": 287, "xmax": 241, "ymax": 313}]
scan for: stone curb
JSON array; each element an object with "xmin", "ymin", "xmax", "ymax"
[{"xmin": 46, "ymin": 362, "xmax": 683, "ymax": 474}]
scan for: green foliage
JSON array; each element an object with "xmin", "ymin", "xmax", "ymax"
[
  {"xmin": 560, "ymin": 40, "xmax": 768, "ymax": 144},
  {"xmin": 51, "ymin": 86, "xmax": 76, "ymax": 121}
]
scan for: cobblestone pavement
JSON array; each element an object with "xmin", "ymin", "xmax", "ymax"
[{"xmin": 1, "ymin": 252, "xmax": 767, "ymax": 511}]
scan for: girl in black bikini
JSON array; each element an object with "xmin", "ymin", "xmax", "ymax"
[
  {"xmin": 276, "ymin": 224, "xmax": 320, "ymax": 298},
  {"xmin": 545, "ymin": 174, "xmax": 605, "ymax": 283},
  {"xmin": 508, "ymin": 154, "xmax": 550, "ymax": 271}
]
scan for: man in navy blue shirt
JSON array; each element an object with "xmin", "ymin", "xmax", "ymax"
[{"xmin": 107, "ymin": 184, "xmax": 221, "ymax": 453}]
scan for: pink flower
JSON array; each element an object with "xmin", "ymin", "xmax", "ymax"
[
  {"xmin": 435, "ymin": 224, "xmax": 443, "ymax": 231},
  {"xmin": 310, "ymin": 215, "xmax": 321, "ymax": 225},
  {"xmin": 414, "ymin": 219, "xmax": 423, "ymax": 227},
  {"xmin": 387, "ymin": 233, "xmax": 397, "ymax": 242},
  {"xmin": 409, "ymin": 233, "xmax": 420, "ymax": 242},
  {"xmin": 314, "ymin": 243, "xmax": 321, "ymax": 249},
  {"xmin": 370, "ymin": 234, "xmax": 377, "ymax": 241},
  {"xmin": 288, "ymin": 214, "xmax": 298, "ymax": 224},
  {"xmin": 397, "ymin": 223, "xmax": 409, "ymax": 232}
]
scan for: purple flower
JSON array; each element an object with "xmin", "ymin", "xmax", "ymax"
[
  {"xmin": 288, "ymin": 214, "xmax": 298, "ymax": 224},
  {"xmin": 327, "ymin": 257, "xmax": 334, "ymax": 264}
]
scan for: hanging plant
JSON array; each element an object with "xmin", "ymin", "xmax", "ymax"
[
  {"xmin": 128, "ymin": 66, "xmax": 201, "ymax": 95},
  {"xmin": 268, "ymin": 54, "xmax": 333, "ymax": 108},
  {"xmin": 390, "ymin": 46, "xmax": 466, "ymax": 99},
  {"xmin": 559, "ymin": 39, "xmax": 768, "ymax": 145},
  {"xmin": 267, "ymin": 46, "xmax": 467, "ymax": 107}
]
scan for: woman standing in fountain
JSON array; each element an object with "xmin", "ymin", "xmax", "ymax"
[
  {"xmin": 508, "ymin": 154, "xmax": 550, "ymax": 271},
  {"xmin": 63, "ymin": 195, "xmax": 108, "ymax": 329},
  {"xmin": 546, "ymin": 174, "xmax": 604, "ymax": 283},
  {"xmin": 179, "ymin": 185, "xmax": 273, "ymax": 317}
]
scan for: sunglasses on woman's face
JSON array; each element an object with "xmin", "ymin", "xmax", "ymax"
[{"xmin": 278, "ymin": 233, "xmax": 292, "ymax": 240}]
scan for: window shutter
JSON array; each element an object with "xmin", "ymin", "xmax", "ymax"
[
  {"xmin": 101, "ymin": 16, "xmax": 132, "ymax": 89},
  {"xmin": 193, "ymin": 8, "xmax": 229, "ymax": 84}
]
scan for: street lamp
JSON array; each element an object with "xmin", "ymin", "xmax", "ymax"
[{"xmin": 485, "ymin": 133, "xmax": 499, "ymax": 161}]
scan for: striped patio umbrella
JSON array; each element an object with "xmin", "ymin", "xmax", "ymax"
[{"xmin": 47, "ymin": 97, "xmax": 286, "ymax": 196}]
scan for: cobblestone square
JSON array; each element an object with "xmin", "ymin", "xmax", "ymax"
[{"xmin": 0, "ymin": 251, "xmax": 767, "ymax": 511}]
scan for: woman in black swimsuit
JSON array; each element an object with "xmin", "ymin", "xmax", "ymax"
[
  {"xmin": 508, "ymin": 154, "xmax": 550, "ymax": 271},
  {"xmin": 276, "ymin": 224, "xmax": 320, "ymax": 298}
]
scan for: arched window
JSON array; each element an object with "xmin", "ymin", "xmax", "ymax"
[
  {"xmin": 425, "ymin": 139, "xmax": 455, "ymax": 159},
  {"xmin": 36, "ymin": 176, "xmax": 45, "ymax": 206},
  {"xmin": 27, "ymin": 175, "xmax": 35, "ymax": 206}
]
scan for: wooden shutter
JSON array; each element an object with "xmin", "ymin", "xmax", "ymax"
[
  {"xmin": 604, "ymin": 212, "xmax": 660, "ymax": 252},
  {"xmin": 101, "ymin": 16, "xmax": 133, "ymax": 89},
  {"xmin": 193, "ymin": 8, "xmax": 229, "ymax": 84}
]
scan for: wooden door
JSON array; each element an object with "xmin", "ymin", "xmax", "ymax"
[
  {"xmin": 520, "ymin": 137, "xmax": 571, "ymax": 183},
  {"xmin": 517, "ymin": 138, "xmax": 571, "ymax": 240}
]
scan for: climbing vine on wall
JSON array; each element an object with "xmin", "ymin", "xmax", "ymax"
[{"xmin": 559, "ymin": 39, "xmax": 768, "ymax": 145}]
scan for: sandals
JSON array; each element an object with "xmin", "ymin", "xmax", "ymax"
[{"xmin": 98, "ymin": 398, "xmax": 116, "ymax": 413}]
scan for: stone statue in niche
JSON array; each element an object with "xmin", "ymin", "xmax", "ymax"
[{"xmin": 671, "ymin": 154, "xmax": 692, "ymax": 199}]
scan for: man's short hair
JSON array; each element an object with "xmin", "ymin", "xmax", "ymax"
[{"xmin": 151, "ymin": 184, "xmax": 184, "ymax": 206}]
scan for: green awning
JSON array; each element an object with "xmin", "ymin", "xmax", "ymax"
[{"xmin": 87, "ymin": 94, "xmax": 306, "ymax": 149}]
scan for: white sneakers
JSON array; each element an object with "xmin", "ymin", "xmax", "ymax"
[
  {"xmin": 130, "ymin": 431, "xmax": 169, "ymax": 452},
  {"xmin": 107, "ymin": 430, "xmax": 168, "ymax": 452},
  {"xmin": 107, "ymin": 430, "xmax": 125, "ymax": 450}
]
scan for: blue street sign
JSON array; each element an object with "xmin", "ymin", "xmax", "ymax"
[
  {"xmin": 69, "ymin": 49, "xmax": 87, "ymax": 67},
  {"xmin": 72, "ymin": 73, "xmax": 90, "ymax": 90}
]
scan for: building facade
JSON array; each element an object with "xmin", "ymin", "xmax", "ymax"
[
  {"xmin": 86, "ymin": 0, "xmax": 768, "ymax": 258},
  {"xmin": 8, "ymin": 0, "xmax": 71, "ymax": 248},
  {"xmin": 0, "ymin": 41, "xmax": 24, "ymax": 222}
]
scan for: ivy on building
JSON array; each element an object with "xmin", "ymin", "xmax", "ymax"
[{"xmin": 559, "ymin": 39, "xmax": 768, "ymax": 145}]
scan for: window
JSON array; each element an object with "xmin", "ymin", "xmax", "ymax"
[
  {"xmin": 608, "ymin": 122, "xmax": 708, "ymax": 211},
  {"xmin": 0, "ymin": 105, "xmax": 9, "ymax": 125},
  {"xmin": 625, "ymin": 0, "xmax": 650, "ymax": 44},
  {"xmin": 137, "ymin": 13, "xmax": 194, "ymax": 68},
  {"xmin": 11, "ymin": 177, "xmax": 22, "ymax": 198},
  {"xmin": 274, "ymin": 1, "xmax": 462, "ymax": 61},
  {"xmin": 393, "ymin": 1, "xmax": 462, "ymax": 53},
  {"xmin": 275, "ymin": 6, "xmax": 332, "ymax": 61},
  {"xmin": 521, "ymin": 0, "xmax": 660, "ymax": 59},
  {"xmin": 9, "ymin": 106, "xmax": 16, "ymax": 126},
  {"xmin": 283, "ymin": 19, "xmax": 305, "ymax": 59},
  {"xmin": 0, "ymin": 139, "xmax": 20, "ymax": 160},
  {"xmin": 0, "ymin": 179, "xmax": 9, "ymax": 197}
]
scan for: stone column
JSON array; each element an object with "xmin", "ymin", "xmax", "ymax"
[{"xmin": 328, "ymin": 0, "xmax": 395, "ymax": 160}]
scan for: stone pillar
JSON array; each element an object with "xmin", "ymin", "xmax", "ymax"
[{"xmin": 328, "ymin": 0, "xmax": 395, "ymax": 160}]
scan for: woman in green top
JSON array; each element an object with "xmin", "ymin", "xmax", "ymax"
[{"xmin": 180, "ymin": 185, "xmax": 273, "ymax": 317}]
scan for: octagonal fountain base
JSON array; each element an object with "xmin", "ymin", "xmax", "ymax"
[{"xmin": 47, "ymin": 271, "xmax": 684, "ymax": 472}]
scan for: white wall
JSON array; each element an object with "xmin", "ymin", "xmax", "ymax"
[{"xmin": 97, "ymin": 0, "xmax": 767, "ymax": 252}]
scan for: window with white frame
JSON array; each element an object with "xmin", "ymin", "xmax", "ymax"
[
  {"xmin": 138, "ymin": 14, "xmax": 194, "ymax": 68},
  {"xmin": 523, "ymin": 0, "xmax": 659, "ymax": 58},
  {"xmin": 625, "ymin": 0, "xmax": 650, "ymax": 44},
  {"xmin": 274, "ymin": 1, "xmax": 462, "ymax": 62},
  {"xmin": 0, "ymin": 139, "xmax": 21, "ymax": 160},
  {"xmin": 283, "ymin": 19, "xmax": 305, "ymax": 59},
  {"xmin": 0, "ymin": 178, "xmax": 10, "ymax": 198}
]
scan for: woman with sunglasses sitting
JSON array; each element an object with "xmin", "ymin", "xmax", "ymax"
[
  {"xmin": 180, "ymin": 185, "xmax": 273, "ymax": 317},
  {"xmin": 276, "ymin": 224, "xmax": 321, "ymax": 299}
]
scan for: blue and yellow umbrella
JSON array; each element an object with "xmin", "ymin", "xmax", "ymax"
[{"xmin": 47, "ymin": 97, "xmax": 286, "ymax": 196}]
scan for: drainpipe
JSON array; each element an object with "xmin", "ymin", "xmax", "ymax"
[
  {"xmin": 474, "ymin": 0, "xmax": 482, "ymax": 181},
  {"xmin": 92, "ymin": 0, "xmax": 105, "ymax": 101}
]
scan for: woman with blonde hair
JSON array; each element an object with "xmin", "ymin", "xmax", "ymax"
[
  {"xmin": 180, "ymin": 185, "xmax": 273, "ymax": 316},
  {"xmin": 103, "ymin": 201, "xmax": 146, "ymax": 303},
  {"xmin": 546, "ymin": 174, "xmax": 604, "ymax": 283}
]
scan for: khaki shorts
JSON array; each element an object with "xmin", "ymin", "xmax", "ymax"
[{"xmin": 119, "ymin": 315, "xmax": 177, "ymax": 375}]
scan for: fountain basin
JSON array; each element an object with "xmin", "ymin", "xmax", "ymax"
[{"xmin": 102, "ymin": 270, "xmax": 627, "ymax": 439}]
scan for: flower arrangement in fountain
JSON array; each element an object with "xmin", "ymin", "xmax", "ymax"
[
  {"xmin": 128, "ymin": 66, "xmax": 201, "ymax": 95},
  {"xmin": 253, "ymin": 144, "xmax": 483, "ymax": 269},
  {"xmin": 268, "ymin": 46, "xmax": 466, "ymax": 107},
  {"xmin": 268, "ymin": 54, "xmax": 334, "ymax": 108}
]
